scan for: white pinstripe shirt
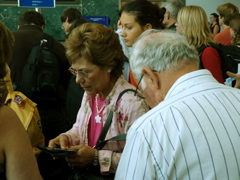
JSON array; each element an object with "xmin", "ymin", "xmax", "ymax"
[{"xmin": 115, "ymin": 70, "xmax": 240, "ymax": 180}]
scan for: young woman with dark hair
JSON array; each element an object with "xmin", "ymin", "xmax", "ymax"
[
  {"xmin": 119, "ymin": 0, "xmax": 165, "ymax": 86},
  {"xmin": 210, "ymin": 13, "xmax": 220, "ymax": 37}
]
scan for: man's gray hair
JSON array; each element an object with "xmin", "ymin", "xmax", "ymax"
[
  {"xmin": 160, "ymin": 0, "xmax": 184, "ymax": 20},
  {"xmin": 130, "ymin": 29, "xmax": 199, "ymax": 81}
]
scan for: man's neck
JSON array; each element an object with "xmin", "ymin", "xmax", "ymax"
[{"xmin": 159, "ymin": 63, "xmax": 198, "ymax": 99}]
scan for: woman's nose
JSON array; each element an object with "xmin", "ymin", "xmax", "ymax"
[
  {"xmin": 75, "ymin": 74, "xmax": 85, "ymax": 84},
  {"xmin": 120, "ymin": 29, "xmax": 126, "ymax": 37}
]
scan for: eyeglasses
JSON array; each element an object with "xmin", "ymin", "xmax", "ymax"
[
  {"xmin": 68, "ymin": 66, "xmax": 97, "ymax": 79},
  {"xmin": 134, "ymin": 70, "xmax": 157, "ymax": 100},
  {"xmin": 134, "ymin": 74, "xmax": 145, "ymax": 99}
]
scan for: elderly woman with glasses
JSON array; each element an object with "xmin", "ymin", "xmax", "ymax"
[{"xmin": 48, "ymin": 23, "xmax": 148, "ymax": 179}]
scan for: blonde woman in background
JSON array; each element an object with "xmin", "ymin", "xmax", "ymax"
[{"xmin": 176, "ymin": 5, "xmax": 224, "ymax": 84}]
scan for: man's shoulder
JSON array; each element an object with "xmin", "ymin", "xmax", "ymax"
[
  {"xmin": 42, "ymin": 33, "xmax": 66, "ymax": 57},
  {"xmin": 14, "ymin": 25, "xmax": 42, "ymax": 33},
  {"xmin": 12, "ymin": 29, "xmax": 42, "ymax": 37},
  {"xmin": 130, "ymin": 105, "xmax": 163, "ymax": 131},
  {"xmin": 42, "ymin": 33, "xmax": 63, "ymax": 47}
]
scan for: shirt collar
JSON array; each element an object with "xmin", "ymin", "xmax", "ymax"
[{"xmin": 165, "ymin": 69, "xmax": 218, "ymax": 99}]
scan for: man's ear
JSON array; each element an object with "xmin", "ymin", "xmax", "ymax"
[
  {"xmin": 144, "ymin": 23, "xmax": 153, "ymax": 30},
  {"xmin": 166, "ymin": 11, "xmax": 171, "ymax": 20},
  {"xmin": 17, "ymin": 25, "xmax": 20, "ymax": 29},
  {"xmin": 142, "ymin": 67, "xmax": 160, "ymax": 90}
]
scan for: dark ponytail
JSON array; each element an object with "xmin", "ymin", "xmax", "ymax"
[{"xmin": 211, "ymin": 13, "xmax": 219, "ymax": 24}]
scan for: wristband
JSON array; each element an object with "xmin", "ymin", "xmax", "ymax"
[{"xmin": 93, "ymin": 149, "xmax": 98, "ymax": 166}]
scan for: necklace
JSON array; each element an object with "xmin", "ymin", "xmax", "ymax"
[{"xmin": 95, "ymin": 94, "xmax": 105, "ymax": 123}]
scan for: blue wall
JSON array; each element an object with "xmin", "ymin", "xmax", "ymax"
[
  {"xmin": 0, "ymin": 0, "xmax": 185, "ymax": 40},
  {"xmin": 0, "ymin": 0, "xmax": 119, "ymax": 40},
  {"xmin": 0, "ymin": 6, "xmax": 80, "ymax": 40}
]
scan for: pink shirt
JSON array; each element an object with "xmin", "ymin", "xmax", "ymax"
[
  {"xmin": 87, "ymin": 95, "xmax": 105, "ymax": 147},
  {"xmin": 64, "ymin": 76, "xmax": 149, "ymax": 174}
]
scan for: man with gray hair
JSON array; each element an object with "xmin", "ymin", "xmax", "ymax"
[
  {"xmin": 159, "ymin": 0, "xmax": 184, "ymax": 30},
  {"xmin": 115, "ymin": 30, "xmax": 240, "ymax": 179}
]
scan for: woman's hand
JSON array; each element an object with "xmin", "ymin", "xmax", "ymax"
[
  {"xmin": 48, "ymin": 134, "xmax": 69, "ymax": 149},
  {"xmin": 65, "ymin": 144, "xmax": 95, "ymax": 168},
  {"xmin": 226, "ymin": 71, "xmax": 240, "ymax": 89}
]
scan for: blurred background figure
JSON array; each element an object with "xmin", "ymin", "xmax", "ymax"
[
  {"xmin": 60, "ymin": 8, "xmax": 82, "ymax": 38},
  {"xmin": 65, "ymin": 17, "xmax": 90, "ymax": 127},
  {"xmin": 159, "ymin": 0, "xmax": 184, "ymax": 31},
  {"xmin": 9, "ymin": 10, "xmax": 71, "ymax": 146},
  {"xmin": 67, "ymin": 17, "xmax": 89, "ymax": 36},
  {"xmin": 10, "ymin": 10, "xmax": 71, "ymax": 180},
  {"xmin": 38, "ymin": 16, "xmax": 89, "ymax": 180},
  {"xmin": 225, "ymin": 14, "xmax": 240, "ymax": 88},
  {"xmin": 229, "ymin": 14, "xmax": 240, "ymax": 46},
  {"xmin": 209, "ymin": 13, "xmax": 220, "ymax": 37},
  {"xmin": 214, "ymin": 3, "xmax": 239, "ymax": 45},
  {"xmin": 176, "ymin": 5, "xmax": 224, "ymax": 84}
]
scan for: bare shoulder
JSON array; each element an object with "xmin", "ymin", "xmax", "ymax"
[
  {"xmin": 0, "ymin": 105, "xmax": 19, "ymax": 123},
  {"xmin": 0, "ymin": 105, "xmax": 24, "ymax": 136},
  {"xmin": 0, "ymin": 104, "xmax": 16, "ymax": 115}
]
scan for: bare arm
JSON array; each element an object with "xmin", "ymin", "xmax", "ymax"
[
  {"xmin": 213, "ymin": 24, "xmax": 220, "ymax": 37},
  {"xmin": 201, "ymin": 47, "xmax": 224, "ymax": 84},
  {"xmin": 0, "ymin": 106, "xmax": 42, "ymax": 180}
]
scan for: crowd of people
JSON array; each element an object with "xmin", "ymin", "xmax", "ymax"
[{"xmin": 1, "ymin": 0, "xmax": 240, "ymax": 179}]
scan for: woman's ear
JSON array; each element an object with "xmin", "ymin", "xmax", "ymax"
[{"xmin": 142, "ymin": 67, "xmax": 160, "ymax": 90}]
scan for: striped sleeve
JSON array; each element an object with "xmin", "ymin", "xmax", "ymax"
[{"xmin": 115, "ymin": 128, "xmax": 159, "ymax": 180}]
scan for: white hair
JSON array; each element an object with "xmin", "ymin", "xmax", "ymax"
[
  {"xmin": 130, "ymin": 29, "xmax": 199, "ymax": 82},
  {"xmin": 160, "ymin": 0, "xmax": 184, "ymax": 20}
]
